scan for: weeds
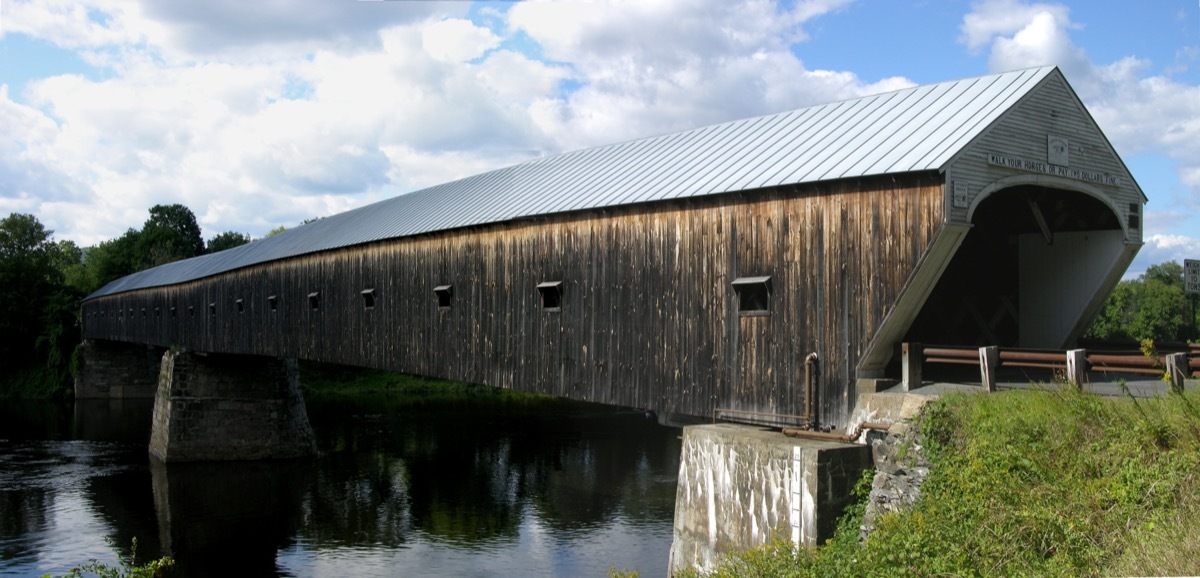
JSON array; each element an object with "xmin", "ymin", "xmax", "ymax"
[
  {"xmin": 46, "ymin": 538, "xmax": 173, "ymax": 578},
  {"xmin": 688, "ymin": 387, "xmax": 1200, "ymax": 577}
]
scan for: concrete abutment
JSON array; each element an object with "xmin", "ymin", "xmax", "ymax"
[
  {"xmin": 75, "ymin": 339, "xmax": 165, "ymax": 399},
  {"xmin": 668, "ymin": 423, "xmax": 872, "ymax": 575},
  {"xmin": 149, "ymin": 350, "xmax": 317, "ymax": 462}
]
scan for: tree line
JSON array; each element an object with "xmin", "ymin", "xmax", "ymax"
[
  {"xmin": 0, "ymin": 203, "xmax": 1195, "ymax": 398},
  {"xmin": 1084, "ymin": 261, "xmax": 1199, "ymax": 345},
  {"xmin": 0, "ymin": 205, "xmax": 250, "ymax": 397}
]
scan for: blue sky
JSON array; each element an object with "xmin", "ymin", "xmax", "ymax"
[{"xmin": 0, "ymin": 0, "xmax": 1197, "ymax": 277}]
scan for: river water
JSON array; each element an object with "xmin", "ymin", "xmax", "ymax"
[{"xmin": 0, "ymin": 395, "xmax": 682, "ymax": 577}]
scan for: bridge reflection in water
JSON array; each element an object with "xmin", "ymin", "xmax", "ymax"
[{"xmin": 0, "ymin": 395, "xmax": 680, "ymax": 578}]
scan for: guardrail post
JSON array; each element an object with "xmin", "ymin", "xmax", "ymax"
[
  {"xmin": 979, "ymin": 346, "xmax": 998, "ymax": 393},
  {"xmin": 1167, "ymin": 352, "xmax": 1188, "ymax": 395},
  {"xmin": 902, "ymin": 343, "xmax": 921, "ymax": 392},
  {"xmin": 1066, "ymin": 349, "xmax": 1087, "ymax": 390}
]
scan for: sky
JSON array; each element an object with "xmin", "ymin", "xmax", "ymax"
[{"xmin": 0, "ymin": 0, "xmax": 1197, "ymax": 277}]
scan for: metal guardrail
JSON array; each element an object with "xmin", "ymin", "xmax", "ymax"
[{"xmin": 902, "ymin": 342, "xmax": 1199, "ymax": 393}]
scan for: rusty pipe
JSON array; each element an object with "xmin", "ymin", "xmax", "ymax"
[
  {"xmin": 783, "ymin": 428, "xmax": 853, "ymax": 442},
  {"xmin": 804, "ymin": 353, "xmax": 819, "ymax": 431},
  {"xmin": 782, "ymin": 421, "xmax": 892, "ymax": 443}
]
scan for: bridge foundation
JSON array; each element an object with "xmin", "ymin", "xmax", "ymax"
[
  {"xmin": 149, "ymin": 350, "xmax": 317, "ymax": 462},
  {"xmin": 74, "ymin": 339, "xmax": 164, "ymax": 399},
  {"xmin": 669, "ymin": 423, "xmax": 871, "ymax": 575}
]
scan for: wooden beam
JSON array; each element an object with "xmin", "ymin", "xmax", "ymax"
[{"xmin": 1026, "ymin": 198, "xmax": 1053, "ymax": 245}]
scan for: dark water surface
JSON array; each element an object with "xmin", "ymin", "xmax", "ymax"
[{"xmin": 0, "ymin": 395, "xmax": 681, "ymax": 577}]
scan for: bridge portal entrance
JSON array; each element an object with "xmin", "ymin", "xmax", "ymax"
[{"xmin": 903, "ymin": 185, "xmax": 1128, "ymax": 354}]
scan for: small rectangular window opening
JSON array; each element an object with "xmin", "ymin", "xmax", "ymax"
[
  {"xmin": 170, "ymin": 307, "xmax": 177, "ymax": 319},
  {"xmin": 268, "ymin": 295, "xmax": 278, "ymax": 312},
  {"xmin": 361, "ymin": 288, "xmax": 376, "ymax": 310},
  {"xmin": 141, "ymin": 308, "xmax": 147, "ymax": 319},
  {"xmin": 209, "ymin": 302, "xmax": 217, "ymax": 317},
  {"xmin": 537, "ymin": 281, "xmax": 563, "ymax": 311},
  {"xmin": 733, "ymin": 276, "xmax": 772, "ymax": 315},
  {"xmin": 1128, "ymin": 202, "xmax": 1140, "ymax": 230},
  {"xmin": 434, "ymin": 285, "xmax": 453, "ymax": 309},
  {"xmin": 188, "ymin": 305, "xmax": 195, "ymax": 318},
  {"xmin": 128, "ymin": 308, "xmax": 134, "ymax": 318},
  {"xmin": 154, "ymin": 307, "xmax": 161, "ymax": 318},
  {"xmin": 308, "ymin": 292, "xmax": 321, "ymax": 311},
  {"xmin": 236, "ymin": 299, "xmax": 245, "ymax": 314}
]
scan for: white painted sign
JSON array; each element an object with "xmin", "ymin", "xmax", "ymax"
[
  {"xmin": 1048, "ymin": 135, "xmax": 1069, "ymax": 166},
  {"xmin": 952, "ymin": 180, "xmax": 969, "ymax": 208},
  {"xmin": 988, "ymin": 153, "xmax": 1120, "ymax": 187},
  {"xmin": 1186, "ymin": 259, "xmax": 1200, "ymax": 295}
]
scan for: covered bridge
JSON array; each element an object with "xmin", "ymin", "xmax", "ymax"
[{"xmin": 81, "ymin": 66, "xmax": 1144, "ymax": 429}]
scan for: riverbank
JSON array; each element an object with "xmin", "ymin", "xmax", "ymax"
[
  {"xmin": 684, "ymin": 386, "xmax": 1200, "ymax": 577},
  {"xmin": 298, "ymin": 360, "xmax": 555, "ymax": 402}
]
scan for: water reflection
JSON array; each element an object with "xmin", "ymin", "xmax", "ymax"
[
  {"xmin": 150, "ymin": 460, "xmax": 309, "ymax": 577},
  {"xmin": 0, "ymin": 395, "xmax": 680, "ymax": 577}
]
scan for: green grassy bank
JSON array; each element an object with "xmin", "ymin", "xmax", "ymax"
[
  {"xmin": 681, "ymin": 386, "xmax": 1200, "ymax": 577},
  {"xmin": 299, "ymin": 361, "xmax": 553, "ymax": 404}
]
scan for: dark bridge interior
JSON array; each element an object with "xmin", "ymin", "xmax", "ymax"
[{"xmin": 903, "ymin": 186, "xmax": 1124, "ymax": 352}]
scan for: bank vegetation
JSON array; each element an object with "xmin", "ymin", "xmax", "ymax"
[{"xmin": 678, "ymin": 386, "xmax": 1200, "ymax": 577}]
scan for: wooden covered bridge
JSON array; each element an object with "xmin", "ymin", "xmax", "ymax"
[{"xmin": 79, "ymin": 66, "xmax": 1144, "ymax": 446}]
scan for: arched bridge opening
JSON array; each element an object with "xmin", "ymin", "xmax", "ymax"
[{"xmin": 898, "ymin": 185, "xmax": 1129, "ymax": 381}]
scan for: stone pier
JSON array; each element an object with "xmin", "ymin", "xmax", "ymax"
[
  {"xmin": 75, "ymin": 339, "xmax": 165, "ymax": 399},
  {"xmin": 669, "ymin": 424, "xmax": 871, "ymax": 575},
  {"xmin": 149, "ymin": 349, "xmax": 317, "ymax": 462}
]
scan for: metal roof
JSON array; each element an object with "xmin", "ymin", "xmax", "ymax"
[{"xmin": 86, "ymin": 66, "xmax": 1058, "ymax": 300}]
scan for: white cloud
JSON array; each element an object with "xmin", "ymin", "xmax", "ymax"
[
  {"xmin": 422, "ymin": 18, "xmax": 501, "ymax": 63},
  {"xmin": 5, "ymin": 11, "xmax": 568, "ymax": 243},
  {"xmin": 961, "ymin": 0, "xmax": 1200, "ymax": 268},
  {"xmin": 5, "ymin": 0, "xmax": 908, "ymax": 246},
  {"xmin": 508, "ymin": 0, "xmax": 898, "ymax": 150},
  {"xmin": 959, "ymin": 0, "xmax": 1074, "ymax": 52},
  {"xmin": 137, "ymin": 0, "xmax": 454, "ymax": 58},
  {"xmin": 2, "ymin": 0, "xmax": 159, "ymax": 48},
  {"xmin": 987, "ymin": 10, "xmax": 1089, "ymax": 75},
  {"xmin": 1129, "ymin": 233, "xmax": 1200, "ymax": 277}
]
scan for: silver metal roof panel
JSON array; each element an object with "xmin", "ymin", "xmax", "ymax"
[
  {"xmin": 706, "ymin": 108, "xmax": 814, "ymax": 194},
  {"xmin": 907, "ymin": 71, "xmax": 1026, "ymax": 170},
  {"xmin": 87, "ymin": 66, "xmax": 1061, "ymax": 300},
  {"xmin": 838, "ymin": 81, "xmax": 957, "ymax": 177},
  {"xmin": 689, "ymin": 112, "xmax": 797, "ymax": 197}
]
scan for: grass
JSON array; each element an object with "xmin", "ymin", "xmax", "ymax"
[
  {"xmin": 299, "ymin": 360, "xmax": 553, "ymax": 403},
  {"xmin": 678, "ymin": 385, "xmax": 1200, "ymax": 577}
]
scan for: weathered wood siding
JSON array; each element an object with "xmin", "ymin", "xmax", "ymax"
[{"xmin": 82, "ymin": 173, "xmax": 944, "ymax": 427}]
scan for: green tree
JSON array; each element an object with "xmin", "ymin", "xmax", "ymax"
[
  {"xmin": 0, "ymin": 213, "xmax": 80, "ymax": 396},
  {"xmin": 0, "ymin": 213, "xmax": 61, "ymax": 359},
  {"xmin": 1085, "ymin": 260, "xmax": 1194, "ymax": 343},
  {"xmin": 1143, "ymin": 261, "xmax": 1184, "ymax": 287},
  {"xmin": 86, "ymin": 228, "xmax": 142, "ymax": 292},
  {"xmin": 138, "ymin": 203, "xmax": 203, "ymax": 268},
  {"xmin": 1130, "ymin": 277, "xmax": 1188, "ymax": 341},
  {"xmin": 206, "ymin": 231, "xmax": 251, "ymax": 253},
  {"xmin": 1085, "ymin": 282, "xmax": 1135, "ymax": 341}
]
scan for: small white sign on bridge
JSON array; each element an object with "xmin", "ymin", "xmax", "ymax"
[{"xmin": 1186, "ymin": 259, "xmax": 1200, "ymax": 295}]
